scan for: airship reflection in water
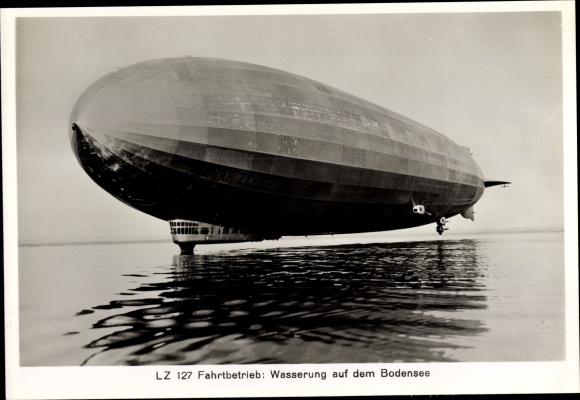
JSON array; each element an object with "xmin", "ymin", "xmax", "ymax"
[{"xmin": 69, "ymin": 57, "xmax": 509, "ymax": 254}]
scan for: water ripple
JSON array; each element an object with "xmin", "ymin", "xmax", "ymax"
[{"xmin": 82, "ymin": 239, "xmax": 488, "ymax": 365}]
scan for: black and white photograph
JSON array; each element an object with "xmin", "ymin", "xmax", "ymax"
[{"xmin": 3, "ymin": 2, "xmax": 578, "ymax": 398}]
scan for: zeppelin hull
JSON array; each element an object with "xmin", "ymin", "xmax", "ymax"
[{"xmin": 70, "ymin": 57, "xmax": 485, "ymax": 236}]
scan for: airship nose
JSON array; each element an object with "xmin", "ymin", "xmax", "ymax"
[{"xmin": 68, "ymin": 62, "xmax": 183, "ymax": 164}]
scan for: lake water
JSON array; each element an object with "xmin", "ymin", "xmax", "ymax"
[{"xmin": 18, "ymin": 231, "xmax": 565, "ymax": 366}]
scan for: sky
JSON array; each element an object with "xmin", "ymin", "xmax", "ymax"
[{"xmin": 4, "ymin": 4, "xmax": 573, "ymax": 243}]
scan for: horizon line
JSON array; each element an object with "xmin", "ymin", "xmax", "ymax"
[{"xmin": 17, "ymin": 226, "xmax": 564, "ymax": 248}]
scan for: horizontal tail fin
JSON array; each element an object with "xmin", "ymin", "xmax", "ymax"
[{"xmin": 484, "ymin": 180, "xmax": 511, "ymax": 188}]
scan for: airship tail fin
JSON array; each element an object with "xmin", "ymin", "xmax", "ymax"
[{"xmin": 484, "ymin": 180, "xmax": 511, "ymax": 188}]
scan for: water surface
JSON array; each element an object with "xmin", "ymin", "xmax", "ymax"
[{"xmin": 19, "ymin": 231, "xmax": 565, "ymax": 366}]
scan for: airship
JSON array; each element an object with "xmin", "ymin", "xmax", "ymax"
[{"xmin": 69, "ymin": 57, "xmax": 508, "ymax": 254}]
